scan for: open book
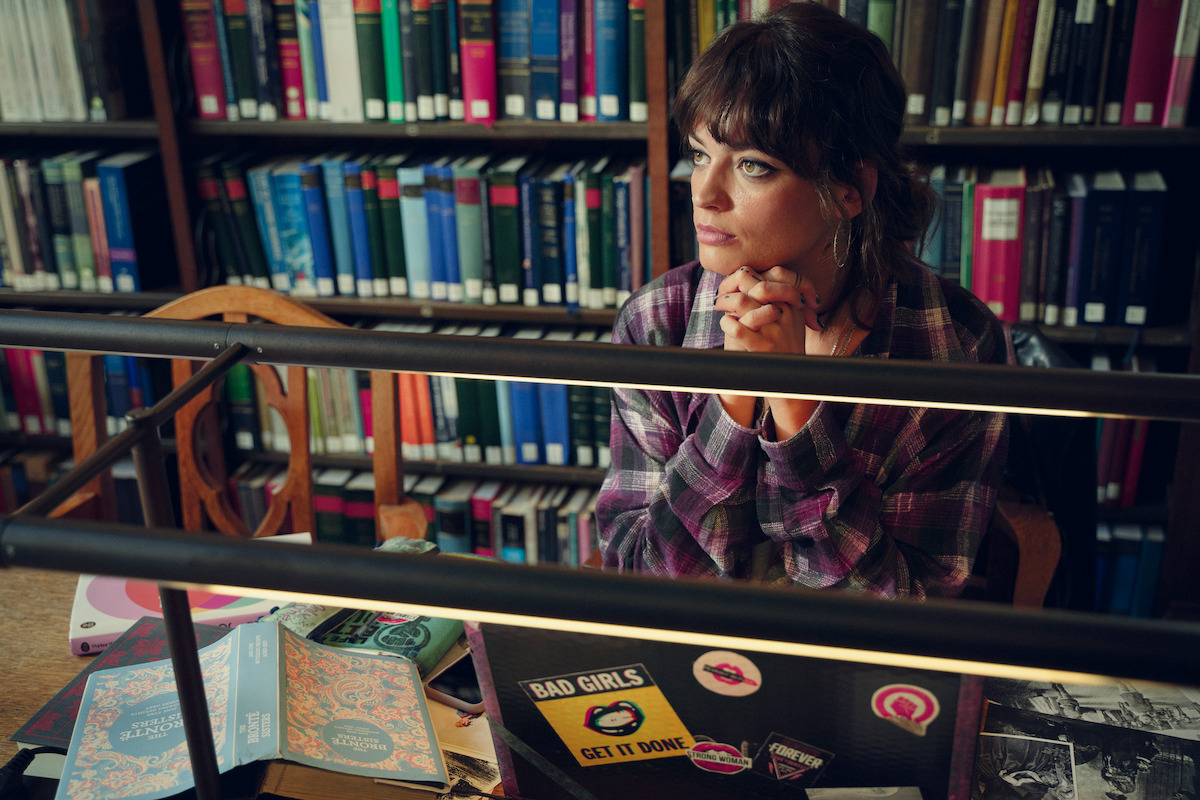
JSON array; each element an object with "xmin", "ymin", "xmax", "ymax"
[{"xmin": 55, "ymin": 621, "xmax": 451, "ymax": 800}]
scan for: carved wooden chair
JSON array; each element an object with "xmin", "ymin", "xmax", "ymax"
[{"xmin": 65, "ymin": 285, "xmax": 427, "ymax": 541}]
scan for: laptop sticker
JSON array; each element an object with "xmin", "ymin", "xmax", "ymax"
[
  {"xmin": 520, "ymin": 663, "xmax": 696, "ymax": 766},
  {"xmin": 692, "ymin": 649, "xmax": 762, "ymax": 697},
  {"xmin": 750, "ymin": 732, "xmax": 835, "ymax": 787},
  {"xmin": 686, "ymin": 740, "xmax": 754, "ymax": 774},
  {"xmin": 871, "ymin": 683, "xmax": 941, "ymax": 736}
]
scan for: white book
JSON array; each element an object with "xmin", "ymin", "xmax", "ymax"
[
  {"xmin": 47, "ymin": 0, "xmax": 87, "ymax": 121},
  {"xmin": 20, "ymin": 0, "xmax": 71, "ymax": 121},
  {"xmin": 317, "ymin": 0, "xmax": 365, "ymax": 122},
  {"xmin": 2, "ymin": 0, "xmax": 46, "ymax": 121}
]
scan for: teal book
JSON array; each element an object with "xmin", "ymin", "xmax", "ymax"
[
  {"xmin": 381, "ymin": 0, "xmax": 406, "ymax": 121},
  {"xmin": 55, "ymin": 622, "xmax": 451, "ymax": 800},
  {"xmin": 246, "ymin": 157, "xmax": 293, "ymax": 292},
  {"xmin": 271, "ymin": 158, "xmax": 318, "ymax": 296},
  {"xmin": 318, "ymin": 151, "xmax": 357, "ymax": 296},
  {"xmin": 433, "ymin": 478, "xmax": 477, "ymax": 553},
  {"xmin": 313, "ymin": 609, "xmax": 465, "ymax": 680},
  {"xmin": 452, "ymin": 154, "xmax": 491, "ymax": 304},
  {"xmin": 398, "ymin": 156, "xmax": 433, "ymax": 300},
  {"xmin": 422, "ymin": 156, "xmax": 453, "ymax": 301}
]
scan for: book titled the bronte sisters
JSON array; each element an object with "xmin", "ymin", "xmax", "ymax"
[{"xmin": 54, "ymin": 621, "xmax": 451, "ymax": 800}]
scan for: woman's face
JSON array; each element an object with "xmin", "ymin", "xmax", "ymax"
[{"xmin": 688, "ymin": 128, "xmax": 835, "ymax": 278}]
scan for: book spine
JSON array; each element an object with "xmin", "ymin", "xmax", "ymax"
[
  {"xmin": 1163, "ymin": 0, "xmax": 1200, "ymax": 125},
  {"xmin": 308, "ymin": 0, "xmax": 331, "ymax": 117},
  {"xmin": 579, "ymin": 0, "xmax": 597, "ymax": 119},
  {"xmin": 559, "ymin": 0, "xmax": 579, "ymax": 121},
  {"xmin": 272, "ymin": 167, "xmax": 318, "ymax": 295},
  {"xmin": 342, "ymin": 161, "xmax": 376, "ymax": 298},
  {"xmin": 454, "ymin": 169, "xmax": 485, "ymax": 303},
  {"xmin": 295, "ymin": 0, "xmax": 320, "ymax": 117},
  {"xmin": 1020, "ymin": 0, "xmax": 1058, "ymax": 124},
  {"xmin": 535, "ymin": 172, "xmax": 563, "ymax": 305},
  {"xmin": 627, "ymin": 0, "xmax": 647, "ymax": 122},
  {"xmin": 530, "ymin": 0, "xmax": 559, "ymax": 120},
  {"xmin": 497, "ymin": 0, "xmax": 532, "ymax": 119},
  {"xmin": 594, "ymin": 0, "xmax": 628, "ymax": 120},
  {"xmin": 181, "ymin": 0, "xmax": 231, "ymax": 119},
  {"xmin": 272, "ymin": 0, "xmax": 308, "ymax": 118},
  {"xmin": 459, "ymin": 0, "xmax": 498, "ymax": 124},
  {"xmin": 430, "ymin": 0, "xmax": 452, "ymax": 119},
  {"xmin": 360, "ymin": 161, "xmax": 390, "ymax": 296},
  {"xmin": 220, "ymin": 161, "xmax": 273, "ymax": 287},
  {"xmin": 376, "ymin": 162, "xmax": 410, "ymax": 296},
  {"xmin": 42, "ymin": 156, "xmax": 77, "ymax": 290},
  {"xmin": 928, "ymin": 0, "xmax": 965, "ymax": 125},
  {"xmin": 355, "ymin": 0, "xmax": 389, "ymax": 119},
  {"xmin": 970, "ymin": 182, "xmax": 1024, "ymax": 321},
  {"xmin": 1076, "ymin": 179, "xmax": 1125, "ymax": 325},
  {"xmin": 381, "ymin": 0, "xmax": 406, "ymax": 120},
  {"xmin": 1120, "ymin": 0, "xmax": 1184, "ymax": 124},
  {"xmin": 246, "ymin": 0, "xmax": 281, "ymax": 119},
  {"xmin": 319, "ymin": 0, "xmax": 366, "ymax": 120},
  {"xmin": 299, "ymin": 161, "xmax": 337, "ymax": 296},
  {"xmin": 96, "ymin": 159, "xmax": 140, "ymax": 293},
  {"xmin": 319, "ymin": 157, "xmax": 357, "ymax": 294},
  {"xmin": 447, "ymin": 0, "xmax": 465, "ymax": 119},
  {"xmin": 224, "ymin": 0, "xmax": 261, "ymax": 118},
  {"xmin": 399, "ymin": 167, "xmax": 433, "ymax": 299},
  {"xmin": 1100, "ymin": 0, "xmax": 1137, "ymax": 122},
  {"xmin": 438, "ymin": 165, "xmax": 462, "ymax": 300},
  {"xmin": 82, "ymin": 176, "xmax": 113, "ymax": 292},
  {"xmin": 411, "ymin": 0, "xmax": 436, "ymax": 118},
  {"xmin": 518, "ymin": 165, "xmax": 539, "ymax": 306},
  {"xmin": 247, "ymin": 163, "xmax": 292, "ymax": 291},
  {"xmin": 488, "ymin": 168, "xmax": 523, "ymax": 304}
]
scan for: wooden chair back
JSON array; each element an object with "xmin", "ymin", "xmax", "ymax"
[{"xmin": 65, "ymin": 286, "xmax": 420, "ymax": 540}]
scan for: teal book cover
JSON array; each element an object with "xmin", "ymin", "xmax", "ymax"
[{"xmin": 55, "ymin": 622, "xmax": 450, "ymax": 800}]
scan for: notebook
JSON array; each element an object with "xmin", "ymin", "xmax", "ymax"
[{"xmin": 467, "ymin": 623, "xmax": 980, "ymax": 799}]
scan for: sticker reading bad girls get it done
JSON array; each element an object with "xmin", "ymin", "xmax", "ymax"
[
  {"xmin": 871, "ymin": 683, "xmax": 941, "ymax": 736},
  {"xmin": 692, "ymin": 650, "xmax": 762, "ymax": 697},
  {"xmin": 519, "ymin": 663, "xmax": 695, "ymax": 767}
]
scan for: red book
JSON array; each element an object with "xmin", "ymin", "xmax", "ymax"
[
  {"xmin": 1121, "ymin": 0, "xmax": 1185, "ymax": 124},
  {"xmin": 3, "ymin": 349, "xmax": 43, "ymax": 436},
  {"xmin": 273, "ymin": 0, "xmax": 308, "ymax": 119},
  {"xmin": 970, "ymin": 168, "xmax": 1026, "ymax": 322},
  {"xmin": 179, "ymin": 0, "xmax": 229, "ymax": 119},
  {"xmin": 1002, "ymin": 0, "xmax": 1041, "ymax": 125},
  {"xmin": 399, "ymin": 371, "xmax": 424, "ymax": 461},
  {"xmin": 1163, "ymin": 0, "xmax": 1200, "ymax": 125},
  {"xmin": 82, "ymin": 175, "xmax": 113, "ymax": 293},
  {"xmin": 459, "ymin": 0, "xmax": 498, "ymax": 124}
]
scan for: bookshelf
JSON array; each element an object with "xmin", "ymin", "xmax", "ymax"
[{"xmin": 1, "ymin": 1, "xmax": 1199, "ymax": 614}]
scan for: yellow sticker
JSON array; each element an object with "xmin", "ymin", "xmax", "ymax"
[{"xmin": 519, "ymin": 663, "xmax": 695, "ymax": 767}]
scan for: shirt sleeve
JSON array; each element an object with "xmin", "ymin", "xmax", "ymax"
[
  {"xmin": 597, "ymin": 380, "xmax": 767, "ymax": 579},
  {"xmin": 754, "ymin": 400, "xmax": 1009, "ymax": 599}
]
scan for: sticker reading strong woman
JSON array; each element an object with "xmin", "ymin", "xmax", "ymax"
[{"xmin": 519, "ymin": 664, "xmax": 695, "ymax": 766}]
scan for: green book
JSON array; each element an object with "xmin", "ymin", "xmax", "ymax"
[
  {"xmin": 219, "ymin": 154, "xmax": 273, "ymax": 287},
  {"xmin": 581, "ymin": 156, "xmax": 609, "ymax": 309},
  {"xmin": 313, "ymin": 607, "xmax": 465, "ymax": 679},
  {"xmin": 485, "ymin": 154, "xmax": 530, "ymax": 305},
  {"xmin": 375, "ymin": 153, "xmax": 410, "ymax": 296},
  {"xmin": 628, "ymin": 0, "xmax": 647, "ymax": 123},
  {"xmin": 599, "ymin": 160, "xmax": 623, "ymax": 308},
  {"xmin": 223, "ymin": 0, "xmax": 260, "ymax": 119},
  {"xmin": 61, "ymin": 150, "xmax": 105, "ymax": 292},
  {"xmin": 41, "ymin": 152, "xmax": 79, "ymax": 291},
  {"xmin": 354, "ymin": 0, "xmax": 388, "ymax": 119},
  {"xmin": 381, "ymin": 0, "xmax": 406, "ymax": 121},
  {"xmin": 361, "ymin": 156, "xmax": 390, "ymax": 296},
  {"xmin": 313, "ymin": 467, "xmax": 355, "ymax": 544}
]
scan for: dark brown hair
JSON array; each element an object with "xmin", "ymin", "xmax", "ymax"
[{"xmin": 673, "ymin": 1, "xmax": 934, "ymax": 319}]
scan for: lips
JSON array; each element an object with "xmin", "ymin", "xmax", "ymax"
[{"xmin": 694, "ymin": 224, "xmax": 735, "ymax": 246}]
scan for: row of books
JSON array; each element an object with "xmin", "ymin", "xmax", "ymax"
[
  {"xmin": 0, "ymin": 149, "xmax": 174, "ymax": 294},
  {"xmin": 180, "ymin": 0, "xmax": 649, "ymax": 125},
  {"xmin": 845, "ymin": 0, "xmax": 1200, "ymax": 128},
  {"xmin": 1094, "ymin": 520, "xmax": 1165, "ymax": 616},
  {"xmin": 226, "ymin": 322, "xmax": 615, "ymax": 471},
  {"xmin": 0, "ymin": 0, "xmax": 150, "ymax": 123},
  {"xmin": 289, "ymin": 463, "xmax": 605, "ymax": 566},
  {"xmin": 195, "ymin": 149, "xmax": 649, "ymax": 309},
  {"xmin": 919, "ymin": 165, "xmax": 1169, "ymax": 328}
]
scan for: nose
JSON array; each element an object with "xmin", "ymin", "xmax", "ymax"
[{"xmin": 691, "ymin": 165, "xmax": 728, "ymax": 211}]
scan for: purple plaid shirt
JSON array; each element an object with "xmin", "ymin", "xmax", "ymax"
[{"xmin": 596, "ymin": 261, "xmax": 1010, "ymax": 598}]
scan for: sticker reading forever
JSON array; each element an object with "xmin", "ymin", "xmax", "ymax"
[
  {"xmin": 750, "ymin": 732, "xmax": 834, "ymax": 787},
  {"xmin": 519, "ymin": 664, "xmax": 695, "ymax": 767}
]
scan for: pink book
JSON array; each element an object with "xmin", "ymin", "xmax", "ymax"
[
  {"xmin": 459, "ymin": 0, "xmax": 498, "ymax": 125},
  {"xmin": 970, "ymin": 169, "xmax": 1026, "ymax": 323},
  {"xmin": 83, "ymin": 176, "xmax": 113, "ymax": 293},
  {"xmin": 1002, "ymin": 0, "xmax": 1040, "ymax": 125},
  {"xmin": 1121, "ymin": 0, "xmax": 1185, "ymax": 125},
  {"xmin": 1163, "ymin": 0, "xmax": 1200, "ymax": 125}
]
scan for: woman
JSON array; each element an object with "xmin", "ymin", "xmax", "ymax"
[{"xmin": 595, "ymin": 1, "xmax": 1009, "ymax": 598}]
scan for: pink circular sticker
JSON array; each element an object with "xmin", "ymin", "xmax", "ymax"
[
  {"xmin": 871, "ymin": 684, "xmax": 941, "ymax": 736},
  {"xmin": 687, "ymin": 741, "xmax": 753, "ymax": 774},
  {"xmin": 692, "ymin": 650, "xmax": 762, "ymax": 697}
]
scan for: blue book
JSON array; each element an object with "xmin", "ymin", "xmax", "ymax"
[
  {"xmin": 398, "ymin": 157, "xmax": 433, "ymax": 300},
  {"xmin": 562, "ymin": 162, "xmax": 582, "ymax": 312},
  {"xmin": 594, "ymin": 0, "xmax": 628, "ymax": 121},
  {"xmin": 517, "ymin": 159, "xmax": 543, "ymax": 307},
  {"xmin": 452, "ymin": 154, "xmax": 491, "ymax": 305},
  {"xmin": 96, "ymin": 150, "xmax": 172, "ymax": 294},
  {"xmin": 1116, "ymin": 170, "xmax": 1168, "ymax": 327},
  {"xmin": 298, "ymin": 159, "xmax": 337, "ymax": 296},
  {"xmin": 342, "ymin": 155, "xmax": 376, "ymax": 298},
  {"xmin": 1074, "ymin": 170, "xmax": 1126, "ymax": 327},
  {"xmin": 1130, "ymin": 524, "xmax": 1165, "ymax": 618},
  {"xmin": 530, "ymin": 0, "xmax": 559, "ymax": 120},
  {"xmin": 533, "ymin": 161, "xmax": 571, "ymax": 306},
  {"xmin": 433, "ymin": 479, "xmax": 476, "ymax": 554},
  {"xmin": 497, "ymin": 0, "xmax": 533, "ymax": 120},
  {"xmin": 537, "ymin": 330, "xmax": 573, "ymax": 466},
  {"xmin": 318, "ymin": 152, "xmax": 356, "ymax": 295},
  {"xmin": 309, "ymin": 0, "xmax": 331, "ymax": 118},
  {"xmin": 508, "ymin": 327, "xmax": 545, "ymax": 464},
  {"xmin": 437, "ymin": 159, "xmax": 461, "ymax": 301},
  {"xmin": 1107, "ymin": 523, "xmax": 1144, "ymax": 615},
  {"xmin": 271, "ymin": 159, "xmax": 318, "ymax": 297},
  {"xmin": 245, "ymin": 158, "xmax": 292, "ymax": 292},
  {"xmin": 102, "ymin": 353, "xmax": 131, "ymax": 434},
  {"xmin": 422, "ymin": 157, "xmax": 450, "ymax": 301}
]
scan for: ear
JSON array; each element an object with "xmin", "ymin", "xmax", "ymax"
[{"xmin": 838, "ymin": 162, "xmax": 877, "ymax": 219}]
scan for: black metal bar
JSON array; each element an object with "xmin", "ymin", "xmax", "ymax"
[
  {"xmin": 128, "ymin": 407, "xmax": 223, "ymax": 800},
  {"xmin": 14, "ymin": 344, "xmax": 250, "ymax": 518},
  {"xmin": 2, "ymin": 516, "xmax": 1199, "ymax": 688},
  {"xmin": 2, "ymin": 308, "xmax": 1200, "ymax": 421}
]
